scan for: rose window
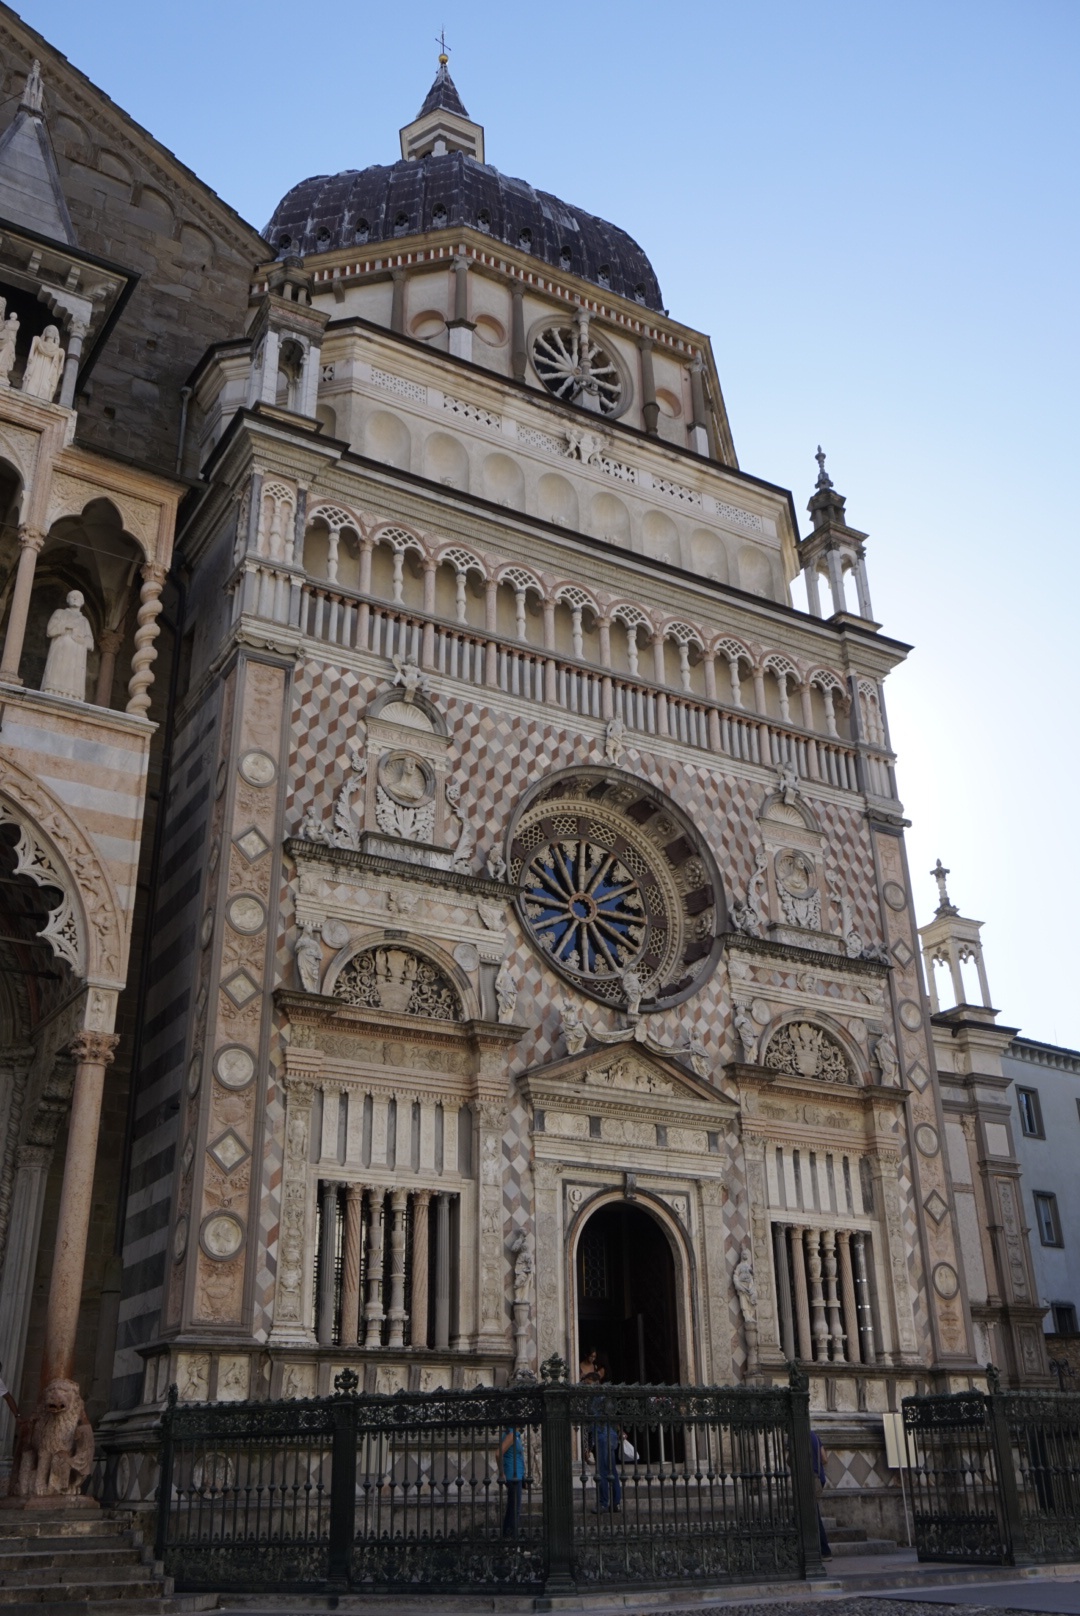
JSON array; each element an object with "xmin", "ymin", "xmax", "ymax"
[
  {"xmin": 509, "ymin": 769, "xmax": 725, "ymax": 1011},
  {"xmin": 522, "ymin": 838, "xmax": 647, "ymax": 977},
  {"xmin": 531, "ymin": 325, "xmax": 623, "ymax": 415}
]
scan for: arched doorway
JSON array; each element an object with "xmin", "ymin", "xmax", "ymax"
[{"xmin": 575, "ymin": 1200, "xmax": 680, "ymax": 1385}]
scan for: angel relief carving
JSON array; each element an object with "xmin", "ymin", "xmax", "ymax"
[
  {"xmin": 333, "ymin": 946, "xmax": 462, "ymax": 1021},
  {"xmin": 763, "ymin": 1021, "xmax": 855, "ymax": 1085}
]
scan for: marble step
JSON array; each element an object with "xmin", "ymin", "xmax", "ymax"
[
  {"xmin": 0, "ymin": 1565, "xmax": 155, "ymax": 1590},
  {"xmin": 827, "ymin": 1536, "xmax": 898, "ymax": 1556},
  {"xmin": 0, "ymin": 1580, "xmax": 167, "ymax": 1606}
]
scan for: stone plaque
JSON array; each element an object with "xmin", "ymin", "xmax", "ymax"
[
  {"xmin": 215, "ymin": 1044, "xmax": 256, "ymax": 1090},
  {"xmin": 239, "ymin": 749, "xmax": 277, "ymax": 786}
]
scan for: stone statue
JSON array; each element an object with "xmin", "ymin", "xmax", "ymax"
[
  {"xmin": 733, "ymin": 1002, "xmax": 759, "ymax": 1064},
  {"xmin": 776, "ymin": 758, "xmax": 800, "ymax": 805},
  {"xmin": 22, "ymin": 58, "xmax": 44, "ymax": 113},
  {"xmin": 621, "ymin": 965, "xmax": 644, "ymax": 1018},
  {"xmin": 603, "ymin": 716, "xmax": 626, "ymax": 765},
  {"xmin": 297, "ymin": 808, "xmax": 327, "ymax": 843},
  {"xmin": 446, "ymin": 780, "xmax": 476, "ymax": 872},
  {"xmin": 874, "ymin": 1032, "xmax": 900, "ymax": 1086},
  {"xmin": 9, "ymin": 1379, "xmax": 94, "ymax": 1500},
  {"xmin": 485, "ymin": 848, "xmax": 507, "ymax": 881},
  {"xmin": 41, "ymin": 590, "xmax": 93, "ymax": 700},
  {"xmin": 733, "ymin": 1248, "xmax": 758, "ymax": 1322},
  {"xmin": 562, "ymin": 997, "xmax": 588, "ymax": 1055},
  {"xmin": 731, "ymin": 848, "xmax": 769, "ymax": 937},
  {"xmin": 391, "ymin": 653, "xmax": 427, "ymax": 702},
  {"xmin": 0, "ymin": 303, "xmax": 19, "ymax": 387},
  {"xmin": 689, "ymin": 1038, "xmax": 709, "ymax": 1078},
  {"xmin": 495, "ymin": 959, "xmax": 517, "ymax": 1023},
  {"xmin": 21, "ymin": 325, "xmax": 64, "ymax": 402},
  {"xmin": 511, "ymin": 1230, "xmax": 534, "ymax": 1303},
  {"xmin": 295, "ymin": 926, "xmax": 323, "ymax": 993}
]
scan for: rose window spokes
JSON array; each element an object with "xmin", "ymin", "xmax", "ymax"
[
  {"xmin": 531, "ymin": 325, "xmax": 623, "ymax": 415},
  {"xmin": 523, "ymin": 838, "xmax": 646, "ymax": 977}
]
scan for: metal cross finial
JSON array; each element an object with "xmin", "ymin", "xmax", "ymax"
[
  {"xmin": 815, "ymin": 445, "xmax": 833, "ymax": 490},
  {"xmin": 435, "ymin": 28, "xmax": 450, "ymax": 62},
  {"xmin": 931, "ymin": 859, "xmax": 957, "ymax": 916}
]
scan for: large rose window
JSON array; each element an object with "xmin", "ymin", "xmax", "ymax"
[{"xmin": 509, "ymin": 769, "xmax": 725, "ymax": 1011}]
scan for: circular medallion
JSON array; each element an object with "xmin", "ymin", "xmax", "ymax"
[
  {"xmin": 377, "ymin": 751, "xmax": 434, "ymax": 807},
  {"xmin": 239, "ymin": 749, "xmax": 277, "ymax": 787},
  {"xmin": 775, "ymin": 849, "xmax": 815, "ymax": 896},
  {"xmin": 322, "ymin": 918, "xmax": 350, "ymax": 949},
  {"xmin": 509, "ymin": 768, "xmax": 723, "ymax": 1010},
  {"xmin": 227, "ymin": 894, "xmax": 266, "ymax": 935},
  {"xmin": 454, "ymin": 941, "xmax": 480, "ymax": 972},
  {"xmin": 933, "ymin": 1262, "xmax": 960, "ymax": 1300},
  {"xmin": 200, "ymin": 908, "xmax": 214, "ymax": 948},
  {"xmin": 751, "ymin": 998, "xmax": 771, "ymax": 1026},
  {"xmin": 883, "ymin": 880, "xmax": 907, "ymax": 912},
  {"xmin": 186, "ymin": 1054, "xmax": 202, "ymax": 1096},
  {"xmin": 915, "ymin": 1123, "xmax": 940, "ymax": 1157},
  {"xmin": 172, "ymin": 1215, "xmax": 188, "ymax": 1262},
  {"xmin": 214, "ymin": 1045, "xmax": 256, "ymax": 1091},
  {"xmin": 201, "ymin": 1211, "xmax": 245, "ymax": 1261},
  {"xmin": 899, "ymin": 1000, "xmax": 923, "ymax": 1031}
]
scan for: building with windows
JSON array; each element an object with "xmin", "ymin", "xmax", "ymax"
[
  {"xmin": 0, "ymin": 10, "xmax": 1056, "ymax": 1543},
  {"xmin": 1003, "ymin": 1038, "xmax": 1080, "ymax": 1375}
]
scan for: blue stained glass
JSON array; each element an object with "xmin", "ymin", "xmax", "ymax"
[{"xmin": 523, "ymin": 838, "xmax": 646, "ymax": 978}]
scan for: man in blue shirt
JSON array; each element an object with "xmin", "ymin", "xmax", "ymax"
[{"xmin": 500, "ymin": 1426, "xmax": 525, "ymax": 1536}]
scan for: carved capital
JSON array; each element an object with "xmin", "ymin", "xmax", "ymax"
[
  {"xmin": 69, "ymin": 1031, "xmax": 119, "ymax": 1067},
  {"xmin": 140, "ymin": 561, "xmax": 168, "ymax": 590},
  {"xmin": 17, "ymin": 525, "xmax": 45, "ymax": 554}
]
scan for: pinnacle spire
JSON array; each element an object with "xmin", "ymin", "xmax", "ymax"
[
  {"xmin": 0, "ymin": 58, "xmax": 77, "ymax": 246},
  {"xmin": 814, "ymin": 445, "xmax": 833, "ymax": 490},
  {"xmin": 416, "ymin": 49, "xmax": 470, "ymax": 121}
]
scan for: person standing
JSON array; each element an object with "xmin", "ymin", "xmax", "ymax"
[
  {"xmin": 810, "ymin": 1429, "xmax": 831, "ymax": 1558},
  {"xmin": 591, "ymin": 1365, "xmax": 622, "ymax": 1514},
  {"xmin": 500, "ymin": 1425, "xmax": 524, "ymax": 1537}
]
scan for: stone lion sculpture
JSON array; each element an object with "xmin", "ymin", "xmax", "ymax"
[{"xmin": 12, "ymin": 1379, "xmax": 94, "ymax": 1499}]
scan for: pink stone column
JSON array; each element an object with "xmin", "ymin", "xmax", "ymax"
[
  {"xmin": 41, "ymin": 1031, "xmax": 119, "ymax": 1386},
  {"xmin": 409, "ymin": 1190, "xmax": 432, "ymax": 1348},
  {"xmin": 340, "ymin": 1184, "xmax": 363, "ymax": 1347},
  {"xmin": 0, "ymin": 526, "xmax": 45, "ymax": 684}
]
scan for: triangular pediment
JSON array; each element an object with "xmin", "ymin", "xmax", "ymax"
[{"xmin": 519, "ymin": 1041, "xmax": 736, "ymax": 1117}]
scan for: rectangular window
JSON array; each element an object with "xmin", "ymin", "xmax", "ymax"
[
  {"xmin": 1034, "ymin": 1191, "xmax": 1063, "ymax": 1247},
  {"xmin": 1051, "ymin": 1302, "xmax": 1078, "ymax": 1334},
  {"xmin": 1018, "ymin": 1087, "xmax": 1044, "ymax": 1138}
]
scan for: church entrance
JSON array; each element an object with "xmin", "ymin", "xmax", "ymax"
[{"xmin": 575, "ymin": 1200, "xmax": 680, "ymax": 1385}]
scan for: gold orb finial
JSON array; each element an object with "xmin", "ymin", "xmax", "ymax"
[{"xmin": 438, "ymin": 52, "xmax": 448, "ymax": 65}]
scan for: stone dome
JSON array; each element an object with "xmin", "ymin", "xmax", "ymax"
[{"xmin": 264, "ymin": 69, "xmax": 664, "ymax": 312}]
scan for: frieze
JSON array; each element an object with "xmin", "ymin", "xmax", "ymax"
[{"xmin": 286, "ymin": 837, "xmax": 514, "ymax": 899}]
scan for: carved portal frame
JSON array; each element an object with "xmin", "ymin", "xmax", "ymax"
[
  {"xmin": 520, "ymin": 1044, "xmax": 739, "ymax": 1385},
  {"xmin": 733, "ymin": 1061, "xmax": 920, "ymax": 1367}
]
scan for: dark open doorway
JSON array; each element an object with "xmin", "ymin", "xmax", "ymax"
[{"xmin": 575, "ymin": 1200, "xmax": 680, "ymax": 1385}]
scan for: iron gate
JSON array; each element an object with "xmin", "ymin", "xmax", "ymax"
[
  {"xmin": 903, "ymin": 1384, "xmax": 1080, "ymax": 1565},
  {"xmin": 156, "ymin": 1366, "xmax": 821, "ymax": 1594}
]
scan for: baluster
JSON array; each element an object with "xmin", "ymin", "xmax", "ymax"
[
  {"xmin": 364, "ymin": 1190, "xmax": 386, "ymax": 1347},
  {"xmin": 387, "ymin": 1188, "xmax": 409, "ymax": 1348},
  {"xmin": 805, "ymin": 1229, "xmax": 829, "ymax": 1362},
  {"xmin": 822, "ymin": 1228, "xmax": 844, "ymax": 1360}
]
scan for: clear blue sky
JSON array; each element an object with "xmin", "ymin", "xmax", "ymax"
[{"xmin": 22, "ymin": 0, "xmax": 1080, "ymax": 1044}]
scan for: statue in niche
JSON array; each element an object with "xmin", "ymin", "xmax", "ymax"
[
  {"xmin": 733, "ymin": 1248, "xmax": 758, "ymax": 1322},
  {"xmin": 41, "ymin": 590, "xmax": 93, "ymax": 700},
  {"xmin": 495, "ymin": 959, "xmax": 517, "ymax": 1023},
  {"xmin": 0, "ymin": 302, "xmax": 19, "ymax": 386},
  {"xmin": 733, "ymin": 1001, "xmax": 760, "ymax": 1064},
  {"xmin": 294, "ymin": 926, "xmax": 323, "ymax": 993},
  {"xmin": 22, "ymin": 325, "xmax": 64, "ymax": 402}
]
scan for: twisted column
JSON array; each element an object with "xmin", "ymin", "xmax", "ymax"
[
  {"xmin": 340, "ymin": 1184, "xmax": 363, "ymax": 1347},
  {"xmin": 434, "ymin": 1191, "xmax": 452, "ymax": 1350},
  {"xmin": 126, "ymin": 561, "xmax": 167, "ymax": 715},
  {"xmin": 41, "ymin": 1031, "xmax": 119, "ymax": 1385},
  {"xmin": 409, "ymin": 1189, "xmax": 432, "ymax": 1347},
  {"xmin": 852, "ymin": 1231, "xmax": 878, "ymax": 1362},
  {"xmin": 805, "ymin": 1229, "xmax": 829, "ymax": 1362},
  {"xmin": 363, "ymin": 1190, "xmax": 386, "ymax": 1347},
  {"xmin": 386, "ymin": 1188, "xmax": 409, "ymax": 1347},
  {"xmin": 837, "ymin": 1230, "xmax": 860, "ymax": 1365},
  {"xmin": 0, "ymin": 526, "xmax": 45, "ymax": 684},
  {"xmin": 822, "ymin": 1228, "xmax": 844, "ymax": 1360}
]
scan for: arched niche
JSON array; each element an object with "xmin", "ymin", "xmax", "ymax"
[
  {"xmin": 423, "ymin": 431, "xmax": 469, "ymax": 491},
  {"xmin": 535, "ymin": 472, "xmax": 578, "ymax": 528},
  {"xmin": 590, "ymin": 491, "xmax": 631, "ymax": 546},
  {"xmin": 363, "ymin": 410, "xmax": 412, "ymax": 471},
  {"xmin": 11, "ymin": 499, "xmax": 144, "ymax": 709},
  {"xmin": 481, "ymin": 452, "xmax": 524, "ymax": 509}
]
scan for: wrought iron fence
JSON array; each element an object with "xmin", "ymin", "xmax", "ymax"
[
  {"xmin": 903, "ymin": 1383, "xmax": 1080, "ymax": 1566},
  {"xmin": 156, "ymin": 1366, "xmax": 821, "ymax": 1595}
]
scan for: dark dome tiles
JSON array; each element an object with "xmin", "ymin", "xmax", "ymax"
[{"xmin": 264, "ymin": 152, "xmax": 662, "ymax": 310}]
